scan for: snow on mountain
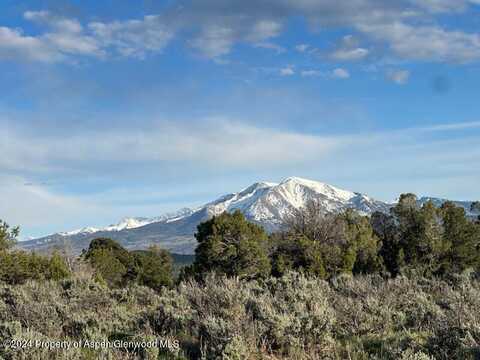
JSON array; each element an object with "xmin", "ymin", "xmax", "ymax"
[
  {"xmin": 57, "ymin": 208, "xmax": 194, "ymax": 237},
  {"xmin": 20, "ymin": 177, "xmax": 393, "ymax": 254},
  {"xmin": 103, "ymin": 218, "xmax": 151, "ymax": 232},
  {"xmin": 59, "ymin": 227, "xmax": 101, "ymax": 236},
  {"xmin": 203, "ymin": 177, "xmax": 389, "ymax": 228}
]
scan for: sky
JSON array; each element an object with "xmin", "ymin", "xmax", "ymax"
[{"xmin": 1, "ymin": 0, "xmax": 480, "ymax": 239}]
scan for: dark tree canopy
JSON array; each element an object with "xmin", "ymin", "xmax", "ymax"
[
  {"xmin": 371, "ymin": 211, "xmax": 403, "ymax": 276},
  {"xmin": 370, "ymin": 195, "xmax": 480, "ymax": 277},
  {"xmin": 193, "ymin": 210, "xmax": 271, "ymax": 279},
  {"xmin": 441, "ymin": 201, "xmax": 480, "ymax": 273},
  {"xmin": 84, "ymin": 238, "xmax": 173, "ymax": 289},
  {"xmin": 269, "ymin": 196, "xmax": 480, "ymax": 279},
  {"xmin": 340, "ymin": 209, "xmax": 384, "ymax": 275},
  {"xmin": 134, "ymin": 245, "xmax": 173, "ymax": 290}
]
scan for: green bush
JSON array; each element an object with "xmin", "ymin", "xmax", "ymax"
[
  {"xmin": 133, "ymin": 245, "xmax": 173, "ymax": 290},
  {"xmin": 0, "ymin": 250, "xmax": 70, "ymax": 285},
  {"xmin": 0, "ymin": 221, "xmax": 70, "ymax": 285},
  {"xmin": 83, "ymin": 238, "xmax": 173, "ymax": 291},
  {"xmin": 193, "ymin": 210, "xmax": 271, "ymax": 280}
]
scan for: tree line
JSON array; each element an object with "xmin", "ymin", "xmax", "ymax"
[
  {"xmin": 187, "ymin": 194, "xmax": 480, "ymax": 281},
  {"xmin": 1, "ymin": 193, "xmax": 479, "ymax": 290}
]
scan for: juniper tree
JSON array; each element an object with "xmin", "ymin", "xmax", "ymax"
[
  {"xmin": 84, "ymin": 238, "xmax": 139, "ymax": 286},
  {"xmin": 193, "ymin": 210, "xmax": 271, "ymax": 279},
  {"xmin": 134, "ymin": 245, "xmax": 173, "ymax": 290},
  {"xmin": 390, "ymin": 195, "xmax": 446, "ymax": 275},
  {"xmin": 441, "ymin": 202, "xmax": 480, "ymax": 273},
  {"xmin": 340, "ymin": 209, "xmax": 384, "ymax": 275}
]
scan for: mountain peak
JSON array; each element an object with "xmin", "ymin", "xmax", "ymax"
[
  {"xmin": 280, "ymin": 176, "xmax": 318, "ymax": 184},
  {"xmin": 24, "ymin": 177, "xmax": 392, "ymax": 255},
  {"xmin": 239, "ymin": 181, "xmax": 277, "ymax": 193},
  {"xmin": 277, "ymin": 176, "xmax": 355, "ymax": 202}
]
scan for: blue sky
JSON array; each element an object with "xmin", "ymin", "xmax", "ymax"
[{"xmin": 1, "ymin": 0, "xmax": 479, "ymax": 239}]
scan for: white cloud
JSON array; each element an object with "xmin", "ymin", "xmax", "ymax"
[
  {"xmin": 45, "ymin": 33, "xmax": 103, "ymax": 57},
  {"xmin": 280, "ymin": 65, "xmax": 295, "ymax": 76},
  {"xmin": 330, "ymin": 35, "xmax": 369, "ymax": 61},
  {"xmin": 0, "ymin": 119, "xmax": 343, "ymax": 174},
  {"xmin": 24, "ymin": 10, "xmax": 83, "ymax": 33},
  {"xmin": 0, "ymin": 26, "xmax": 64, "ymax": 62},
  {"xmin": 295, "ymin": 44, "xmax": 310, "ymax": 52},
  {"xmin": 2, "ymin": 8, "xmax": 283, "ymax": 62},
  {"xmin": 408, "ymin": 0, "xmax": 469, "ymax": 13},
  {"xmin": 181, "ymin": 1, "xmax": 480, "ymax": 63},
  {"xmin": 9, "ymin": 118, "xmax": 475, "ymax": 179},
  {"xmin": 331, "ymin": 47, "xmax": 369, "ymax": 61},
  {"xmin": 332, "ymin": 68, "xmax": 350, "ymax": 79},
  {"xmin": 88, "ymin": 15, "xmax": 173, "ymax": 58},
  {"xmin": 190, "ymin": 18, "xmax": 283, "ymax": 59},
  {"xmin": 386, "ymin": 69, "xmax": 410, "ymax": 84},
  {"xmin": 24, "ymin": 11, "xmax": 103, "ymax": 58},
  {"xmin": 417, "ymin": 121, "xmax": 480, "ymax": 132},
  {"xmin": 359, "ymin": 21, "xmax": 480, "ymax": 63},
  {"xmin": 189, "ymin": 25, "xmax": 235, "ymax": 58},
  {"xmin": 246, "ymin": 19, "xmax": 283, "ymax": 42},
  {"xmin": 0, "ymin": 175, "xmax": 94, "ymax": 230},
  {"xmin": 0, "ymin": 11, "xmax": 173, "ymax": 62},
  {"xmin": 4, "ymin": 2, "xmax": 480, "ymax": 64}
]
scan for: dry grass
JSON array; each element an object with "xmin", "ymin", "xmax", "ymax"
[{"xmin": 1, "ymin": 266, "xmax": 479, "ymax": 359}]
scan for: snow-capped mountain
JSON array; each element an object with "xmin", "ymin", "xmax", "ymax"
[
  {"xmin": 201, "ymin": 177, "xmax": 389, "ymax": 229},
  {"xmin": 58, "ymin": 208, "xmax": 194, "ymax": 236},
  {"xmin": 18, "ymin": 177, "xmax": 394, "ymax": 254}
]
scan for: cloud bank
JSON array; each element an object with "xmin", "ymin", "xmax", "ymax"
[{"xmin": 2, "ymin": 1, "xmax": 480, "ymax": 64}]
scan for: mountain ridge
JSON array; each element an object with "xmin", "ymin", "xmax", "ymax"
[{"xmin": 19, "ymin": 177, "xmax": 477, "ymax": 255}]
